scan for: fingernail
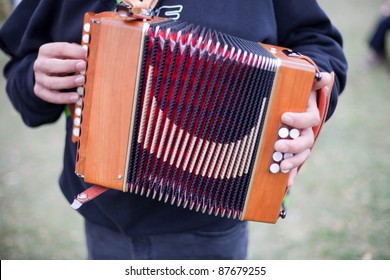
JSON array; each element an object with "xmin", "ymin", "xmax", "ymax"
[
  {"xmin": 282, "ymin": 113, "xmax": 293, "ymax": 125},
  {"xmin": 82, "ymin": 45, "xmax": 88, "ymax": 57},
  {"xmin": 275, "ymin": 142, "xmax": 289, "ymax": 153},
  {"xmin": 282, "ymin": 162, "xmax": 294, "ymax": 171},
  {"xmin": 76, "ymin": 61, "xmax": 86, "ymax": 72},
  {"xmin": 70, "ymin": 94, "xmax": 79, "ymax": 102},
  {"xmin": 75, "ymin": 76, "xmax": 85, "ymax": 86}
]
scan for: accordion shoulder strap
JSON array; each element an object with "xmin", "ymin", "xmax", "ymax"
[
  {"xmin": 283, "ymin": 50, "xmax": 334, "ymax": 140},
  {"xmin": 296, "ymin": 71, "xmax": 334, "ymax": 175},
  {"xmin": 313, "ymin": 71, "xmax": 335, "ymax": 141}
]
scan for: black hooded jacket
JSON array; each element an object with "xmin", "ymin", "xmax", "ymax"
[{"xmin": 0, "ymin": 0, "xmax": 347, "ymax": 236}]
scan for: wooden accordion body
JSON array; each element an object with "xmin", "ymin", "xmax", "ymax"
[{"xmin": 73, "ymin": 12, "xmax": 317, "ymax": 223}]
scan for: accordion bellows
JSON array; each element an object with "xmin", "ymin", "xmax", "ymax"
[{"xmin": 73, "ymin": 12, "xmax": 316, "ymax": 223}]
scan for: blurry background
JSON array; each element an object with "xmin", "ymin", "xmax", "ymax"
[{"xmin": 0, "ymin": 0, "xmax": 389, "ymax": 259}]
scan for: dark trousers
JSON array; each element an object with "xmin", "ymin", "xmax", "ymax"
[
  {"xmin": 84, "ymin": 219, "xmax": 248, "ymax": 260},
  {"xmin": 369, "ymin": 16, "xmax": 390, "ymax": 55}
]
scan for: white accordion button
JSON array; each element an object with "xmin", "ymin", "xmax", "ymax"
[
  {"xmin": 74, "ymin": 117, "xmax": 81, "ymax": 127},
  {"xmin": 75, "ymin": 107, "xmax": 82, "ymax": 117},
  {"xmin": 82, "ymin": 34, "xmax": 90, "ymax": 44},
  {"xmin": 272, "ymin": 152, "xmax": 283, "ymax": 162},
  {"xmin": 278, "ymin": 127, "xmax": 289, "ymax": 139},
  {"xmin": 270, "ymin": 163, "xmax": 280, "ymax": 174},
  {"xmin": 72, "ymin": 127, "xmax": 80, "ymax": 137},
  {"xmin": 289, "ymin": 128, "xmax": 300, "ymax": 139},
  {"xmin": 83, "ymin": 23, "xmax": 91, "ymax": 33},
  {"xmin": 77, "ymin": 87, "xmax": 84, "ymax": 96},
  {"xmin": 284, "ymin": 153, "xmax": 294, "ymax": 160}
]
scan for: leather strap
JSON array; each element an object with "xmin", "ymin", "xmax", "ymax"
[
  {"xmin": 288, "ymin": 50, "xmax": 335, "ymax": 141},
  {"xmin": 295, "ymin": 71, "xmax": 334, "ymax": 176},
  {"xmin": 313, "ymin": 72, "xmax": 335, "ymax": 141},
  {"xmin": 282, "ymin": 49, "xmax": 322, "ymax": 81},
  {"xmin": 70, "ymin": 185, "xmax": 109, "ymax": 209}
]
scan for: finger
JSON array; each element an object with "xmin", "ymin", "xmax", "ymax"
[
  {"xmin": 34, "ymin": 58, "xmax": 86, "ymax": 76},
  {"xmin": 274, "ymin": 127, "xmax": 314, "ymax": 154},
  {"xmin": 313, "ymin": 72, "xmax": 332, "ymax": 91},
  {"xmin": 282, "ymin": 72, "xmax": 332, "ymax": 129},
  {"xmin": 281, "ymin": 93, "xmax": 320, "ymax": 129},
  {"xmin": 39, "ymin": 42, "xmax": 87, "ymax": 60},
  {"xmin": 35, "ymin": 73, "xmax": 85, "ymax": 91},
  {"xmin": 280, "ymin": 148, "xmax": 311, "ymax": 172},
  {"xmin": 287, "ymin": 168, "xmax": 298, "ymax": 188},
  {"xmin": 34, "ymin": 85, "xmax": 80, "ymax": 104},
  {"xmin": 282, "ymin": 111, "xmax": 320, "ymax": 129}
]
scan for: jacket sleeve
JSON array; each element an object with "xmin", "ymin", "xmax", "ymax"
[
  {"xmin": 2, "ymin": 53, "xmax": 66, "ymax": 127},
  {"xmin": 273, "ymin": 0, "xmax": 348, "ymax": 120},
  {"xmin": 0, "ymin": 0, "xmax": 66, "ymax": 127}
]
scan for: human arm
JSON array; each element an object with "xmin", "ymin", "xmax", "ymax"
[
  {"xmin": 1, "ymin": 52, "xmax": 65, "ymax": 127},
  {"xmin": 1, "ymin": 41, "xmax": 87, "ymax": 126},
  {"xmin": 273, "ymin": 0, "xmax": 347, "ymax": 120},
  {"xmin": 0, "ymin": 0, "xmax": 65, "ymax": 127},
  {"xmin": 271, "ymin": 0, "xmax": 347, "ymax": 185},
  {"xmin": 0, "ymin": 0, "xmax": 113, "ymax": 127}
]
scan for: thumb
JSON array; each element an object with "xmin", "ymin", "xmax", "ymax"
[{"xmin": 313, "ymin": 72, "xmax": 332, "ymax": 91}]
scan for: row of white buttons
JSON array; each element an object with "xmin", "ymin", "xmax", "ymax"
[
  {"xmin": 278, "ymin": 127, "xmax": 300, "ymax": 139},
  {"xmin": 72, "ymin": 23, "xmax": 90, "ymax": 138}
]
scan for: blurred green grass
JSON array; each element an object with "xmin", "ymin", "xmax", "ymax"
[{"xmin": 1, "ymin": 0, "xmax": 389, "ymax": 259}]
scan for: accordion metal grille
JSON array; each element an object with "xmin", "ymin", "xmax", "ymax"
[{"xmin": 127, "ymin": 21, "xmax": 277, "ymax": 219}]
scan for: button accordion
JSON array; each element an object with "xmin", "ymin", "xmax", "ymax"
[{"xmin": 71, "ymin": 11, "xmax": 329, "ymax": 223}]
